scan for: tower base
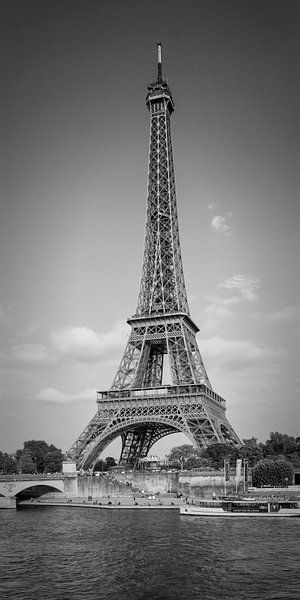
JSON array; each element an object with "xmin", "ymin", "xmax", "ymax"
[{"xmin": 68, "ymin": 383, "xmax": 241, "ymax": 469}]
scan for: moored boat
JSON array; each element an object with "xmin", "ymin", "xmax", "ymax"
[{"xmin": 180, "ymin": 498, "xmax": 300, "ymax": 517}]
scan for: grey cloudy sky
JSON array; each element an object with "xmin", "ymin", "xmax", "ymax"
[{"xmin": 1, "ymin": 0, "xmax": 299, "ymax": 457}]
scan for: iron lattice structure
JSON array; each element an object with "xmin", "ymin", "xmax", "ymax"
[{"xmin": 68, "ymin": 44, "xmax": 241, "ymax": 469}]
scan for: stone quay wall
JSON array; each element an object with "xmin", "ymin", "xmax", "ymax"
[
  {"xmin": 104, "ymin": 470, "xmax": 236, "ymax": 498},
  {"xmin": 65, "ymin": 471, "xmax": 235, "ymax": 499},
  {"xmin": 77, "ymin": 474, "xmax": 134, "ymax": 498},
  {"xmin": 179, "ymin": 471, "xmax": 237, "ymax": 498},
  {"xmin": 113, "ymin": 470, "xmax": 178, "ymax": 494}
]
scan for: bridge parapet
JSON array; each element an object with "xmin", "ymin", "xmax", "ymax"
[{"xmin": 0, "ymin": 473, "xmax": 64, "ymax": 482}]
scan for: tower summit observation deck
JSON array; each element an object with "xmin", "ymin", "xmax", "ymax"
[{"xmin": 68, "ymin": 44, "xmax": 241, "ymax": 469}]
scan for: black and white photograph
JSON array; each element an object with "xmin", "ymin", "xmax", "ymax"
[{"xmin": 1, "ymin": 1, "xmax": 299, "ymax": 599}]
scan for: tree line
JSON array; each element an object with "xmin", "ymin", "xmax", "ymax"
[
  {"xmin": 0, "ymin": 440, "xmax": 64, "ymax": 475},
  {"xmin": 1, "ymin": 432, "xmax": 299, "ymax": 485},
  {"xmin": 166, "ymin": 432, "xmax": 300, "ymax": 470},
  {"xmin": 0, "ymin": 439, "xmax": 118, "ymax": 475},
  {"xmin": 166, "ymin": 432, "xmax": 300, "ymax": 487}
]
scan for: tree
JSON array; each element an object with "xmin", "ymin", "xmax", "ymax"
[
  {"xmin": 93, "ymin": 457, "xmax": 117, "ymax": 472},
  {"xmin": 263, "ymin": 432, "xmax": 298, "ymax": 462},
  {"xmin": 166, "ymin": 444, "xmax": 207, "ymax": 469},
  {"xmin": 16, "ymin": 440, "xmax": 63, "ymax": 473},
  {"xmin": 201, "ymin": 443, "xmax": 239, "ymax": 469},
  {"xmin": 15, "ymin": 448, "xmax": 23, "ymax": 463},
  {"xmin": 94, "ymin": 459, "xmax": 105, "ymax": 472},
  {"xmin": 104, "ymin": 456, "xmax": 117, "ymax": 470},
  {"xmin": 1, "ymin": 453, "xmax": 18, "ymax": 474},
  {"xmin": 252, "ymin": 458, "xmax": 294, "ymax": 488},
  {"xmin": 0, "ymin": 451, "xmax": 4, "ymax": 473},
  {"xmin": 23, "ymin": 440, "xmax": 50, "ymax": 472},
  {"xmin": 167, "ymin": 444, "xmax": 192, "ymax": 467},
  {"xmin": 238, "ymin": 438, "xmax": 264, "ymax": 467},
  {"xmin": 43, "ymin": 450, "xmax": 63, "ymax": 473},
  {"xmin": 19, "ymin": 451, "xmax": 35, "ymax": 474}
]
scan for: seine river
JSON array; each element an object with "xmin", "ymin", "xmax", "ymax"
[{"xmin": 1, "ymin": 506, "xmax": 299, "ymax": 599}]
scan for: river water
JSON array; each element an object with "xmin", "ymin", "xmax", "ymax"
[{"xmin": 1, "ymin": 505, "xmax": 299, "ymax": 600}]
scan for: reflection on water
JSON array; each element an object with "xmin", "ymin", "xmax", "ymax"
[{"xmin": 1, "ymin": 507, "xmax": 299, "ymax": 599}]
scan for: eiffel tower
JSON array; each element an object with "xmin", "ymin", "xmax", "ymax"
[{"xmin": 68, "ymin": 43, "xmax": 241, "ymax": 469}]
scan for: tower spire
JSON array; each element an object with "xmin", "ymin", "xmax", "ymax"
[{"xmin": 157, "ymin": 41, "xmax": 162, "ymax": 81}]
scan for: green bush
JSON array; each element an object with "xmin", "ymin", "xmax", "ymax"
[{"xmin": 252, "ymin": 458, "xmax": 293, "ymax": 487}]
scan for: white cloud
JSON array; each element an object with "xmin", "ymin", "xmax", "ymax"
[
  {"xmin": 188, "ymin": 292, "xmax": 200, "ymax": 304},
  {"xmin": 218, "ymin": 274, "xmax": 260, "ymax": 302},
  {"xmin": 0, "ymin": 305, "xmax": 6, "ymax": 321},
  {"xmin": 201, "ymin": 274, "xmax": 260, "ymax": 330},
  {"xmin": 211, "ymin": 214, "xmax": 233, "ymax": 236},
  {"xmin": 201, "ymin": 335, "xmax": 285, "ymax": 369},
  {"xmin": 251, "ymin": 306, "xmax": 300, "ymax": 323},
  {"xmin": 19, "ymin": 322, "xmax": 40, "ymax": 337},
  {"xmin": 36, "ymin": 387, "xmax": 97, "ymax": 404},
  {"xmin": 267, "ymin": 306, "xmax": 299, "ymax": 322},
  {"xmin": 208, "ymin": 202, "xmax": 219, "ymax": 211},
  {"xmin": 202, "ymin": 301, "xmax": 233, "ymax": 328},
  {"xmin": 11, "ymin": 343, "xmax": 56, "ymax": 364},
  {"xmin": 36, "ymin": 388, "xmax": 66, "ymax": 403},
  {"xmin": 50, "ymin": 321, "xmax": 128, "ymax": 361}
]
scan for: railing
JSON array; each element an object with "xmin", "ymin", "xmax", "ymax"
[
  {"xmin": 97, "ymin": 384, "xmax": 225, "ymax": 406},
  {"xmin": 0, "ymin": 473, "xmax": 64, "ymax": 481}
]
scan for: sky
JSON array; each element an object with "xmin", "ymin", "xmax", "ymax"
[{"xmin": 1, "ymin": 0, "xmax": 299, "ymax": 458}]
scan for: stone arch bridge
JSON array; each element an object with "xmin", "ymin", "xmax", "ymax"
[{"xmin": 0, "ymin": 474, "xmax": 77, "ymax": 508}]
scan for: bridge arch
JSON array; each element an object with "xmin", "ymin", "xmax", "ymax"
[
  {"xmin": 15, "ymin": 483, "xmax": 64, "ymax": 502},
  {"xmin": 0, "ymin": 478, "xmax": 64, "ymax": 499}
]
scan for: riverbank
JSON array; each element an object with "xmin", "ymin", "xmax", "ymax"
[
  {"xmin": 19, "ymin": 494, "xmax": 184, "ymax": 510},
  {"xmin": 20, "ymin": 501, "xmax": 180, "ymax": 510}
]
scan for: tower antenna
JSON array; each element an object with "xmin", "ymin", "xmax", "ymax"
[{"xmin": 157, "ymin": 41, "xmax": 162, "ymax": 81}]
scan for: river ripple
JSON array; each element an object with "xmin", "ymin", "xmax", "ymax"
[{"xmin": 0, "ymin": 506, "xmax": 299, "ymax": 599}]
